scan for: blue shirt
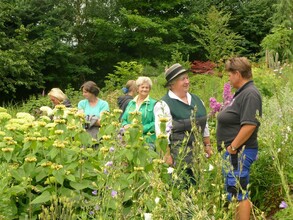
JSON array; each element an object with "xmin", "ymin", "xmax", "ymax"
[{"xmin": 78, "ymin": 99, "xmax": 109, "ymax": 117}]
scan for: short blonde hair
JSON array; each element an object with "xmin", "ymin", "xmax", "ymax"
[
  {"xmin": 136, "ymin": 76, "xmax": 152, "ymax": 89},
  {"xmin": 48, "ymin": 88, "xmax": 67, "ymax": 102}
]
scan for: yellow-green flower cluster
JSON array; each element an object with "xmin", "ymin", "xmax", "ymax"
[
  {"xmin": 54, "ymin": 119, "xmax": 66, "ymax": 124},
  {"xmin": 153, "ymin": 159, "xmax": 165, "ymax": 164},
  {"xmin": 24, "ymin": 136, "xmax": 37, "ymax": 142},
  {"xmin": 134, "ymin": 167, "xmax": 144, "ymax": 171},
  {"xmin": 0, "ymin": 112, "xmax": 12, "ymax": 121},
  {"xmin": 53, "ymin": 140, "xmax": 69, "ymax": 148},
  {"xmin": 16, "ymin": 112, "xmax": 35, "ymax": 122},
  {"xmin": 102, "ymin": 135, "xmax": 111, "ymax": 140},
  {"xmin": 113, "ymin": 109, "xmax": 123, "ymax": 113},
  {"xmin": 25, "ymin": 156, "xmax": 37, "ymax": 163},
  {"xmin": 37, "ymin": 137, "xmax": 48, "ymax": 142},
  {"xmin": 159, "ymin": 117, "xmax": 169, "ymax": 122},
  {"xmin": 55, "ymin": 104, "xmax": 66, "ymax": 110},
  {"xmin": 54, "ymin": 130, "xmax": 64, "ymax": 135},
  {"xmin": 1, "ymin": 147, "xmax": 14, "ymax": 152},
  {"xmin": 3, "ymin": 137, "xmax": 17, "ymax": 145},
  {"xmin": 41, "ymin": 161, "xmax": 53, "ymax": 167},
  {"xmin": 51, "ymin": 163, "xmax": 63, "ymax": 170},
  {"xmin": 157, "ymin": 134, "xmax": 168, "ymax": 139}
]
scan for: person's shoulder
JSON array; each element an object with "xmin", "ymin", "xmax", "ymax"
[{"xmin": 78, "ymin": 99, "xmax": 87, "ymax": 105}]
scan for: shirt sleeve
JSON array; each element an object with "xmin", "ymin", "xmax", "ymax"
[{"xmin": 154, "ymin": 100, "xmax": 172, "ymax": 143}]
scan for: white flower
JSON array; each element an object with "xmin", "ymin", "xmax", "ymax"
[
  {"xmin": 144, "ymin": 213, "xmax": 152, "ymax": 220},
  {"xmin": 277, "ymin": 148, "xmax": 281, "ymax": 153},
  {"xmin": 155, "ymin": 197, "xmax": 160, "ymax": 204},
  {"xmin": 167, "ymin": 167, "xmax": 174, "ymax": 174},
  {"xmin": 40, "ymin": 106, "xmax": 53, "ymax": 116},
  {"xmin": 208, "ymin": 164, "xmax": 214, "ymax": 171},
  {"xmin": 287, "ymin": 126, "xmax": 291, "ymax": 132}
]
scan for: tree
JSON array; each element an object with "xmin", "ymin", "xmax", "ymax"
[{"xmin": 191, "ymin": 6, "xmax": 243, "ymax": 63}]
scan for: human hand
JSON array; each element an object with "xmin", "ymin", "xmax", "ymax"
[
  {"xmin": 227, "ymin": 145, "xmax": 237, "ymax": 154},
  {"xmin": 204, "ymin": 146, "xmax": 213, "ymax": 158},
  {"xmin": 163, "ymin": 153, "xmax": 173, "ymax": 166}
]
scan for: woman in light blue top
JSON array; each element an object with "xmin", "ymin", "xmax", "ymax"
[{"xmin": 78, "ymin": 81, "xmax": 109, "ymax": 138}]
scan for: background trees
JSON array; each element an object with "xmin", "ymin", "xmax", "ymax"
[{"xmin": 0, "ymin": 0, "xmax": 291, "ymax": 103}]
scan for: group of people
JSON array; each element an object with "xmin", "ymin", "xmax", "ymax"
[{"xmin": 47, "ymin": 57, "xmax": 262, "ymax": 220}]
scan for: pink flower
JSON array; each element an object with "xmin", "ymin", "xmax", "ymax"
[{"xmin": 279, "ymin": 201, "xmax": 288, "ymax": 209}]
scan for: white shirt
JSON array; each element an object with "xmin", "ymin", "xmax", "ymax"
[{"xmin": 154, "ymin": 90, "xmax": 210, "ymax": 143}]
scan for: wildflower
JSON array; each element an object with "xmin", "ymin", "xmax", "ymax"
[
  {"xmin": 0, "ymin": 112, "xmax": 12, "ymax": 121},
  {"xmin": 113, "ymin": 109, "xmax": 123, "ymax": 113},
  {"xmin": 157, "ymin": 134, "xmax": 168, "ymax": 139},
  {"xmin": 159, "ymin": 117, "xmax": 169, "ymax": 122},
  {"xmin": 223, "ymin": 83, "xmax": 233, "ymax": 107},
  {"xmin": 111, "ymin": 190, "xmax": 117, "ymax": 198},
  {"xmin": 279, "ymin": 201, "xmax": 288, "ymax": 209},
  {"xmin": 208, "ymin": 164, "xmax": 214, "ymax": 171},
  {"xmin": 54, "ymin": 130, "xmax": 64, "ymax": 135},
  {"xmin": 51, "ymin": 164, "xmax": 63, "ymax": 170},
  {"xmin": 40, "ymin": 106, "xmax": 54, "ymax": 116},
  {"xmin": 54, "ymin": 119, "xmax": 66, "ymax": 124},
  {"xmin": 16, "ymin": 112, "xmax": 35, "ymax": 121},
  {"xmin": 155, "ymin": 197, "xmax": 160, "ymax": 204},
  {"xmin": 89, "ymin": 211, "xmax": 94, "ymax": 215},
  {"xmin": 1, "ymin": 147, "xmax": 14, "ymax": 152},
  {"xmin": 209, "ymin": 97, "xmax": 222, "ymax": 115},
  {"xmin": 153, "ymin": 159, "xmax": 165, "ymax": 164},
  {"xmin": 37, "ymin": 137, "xmax": 48, "ymax": 142},
  {"xmin": 105, "ymin": 161, "xmax": 113, "ymax": 167},
  {"xmin": 55, "ymin": 104, "xmax": 66, "ymax": 110},
  {"xmin": 130, "ymin": 111, "xmax": 141, "ymax": 116},
  {"xmin": 109, "ymin": 147, "xmax": 115, "ymax": 152},
  {"xmin": 100, "ymin": 147, "xmax": 109, "ymax": 153},
  {"xmin": 134, "ymin": 166, "xmax": 144, "ymax": 171},
  {"xmin": 94, "ymin": 205, "xmax": 100, "ymax": 211},
  {"xmin": 102, "ymin": 135, "xmax": 111, "ymax": 140},
  {"xmin": 92, "ymin": 190, "xmax": 98, "ymax": 196},
  {"xmin": 104, "ymin": 169, "xmax": 108, "ymax": 174},
  {"xmin": 144, "ymin": 213, "xmax": 153, "ymax": 220},
  {"xmin": 167, "ymin": 167, "xmax": 174, "ymax": 174},
  {"xmin": 41, "ymin": 161, "xmax": 53, "ymax": 167},
  {"xmin": 277, "ymin": 148, "xmax": 281, "ymax": 153},
  {"xmin": 25, "ymin": 156, "xmax": 37, "ymax": 163}
]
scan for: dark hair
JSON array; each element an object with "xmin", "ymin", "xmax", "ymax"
[
  {"xmin": 80, "ymin": 81, "xmax": 100, "ymax": 96},
  {"xmin": 225, "ymin": 57, "xmax": 252, "ymax": 79}
]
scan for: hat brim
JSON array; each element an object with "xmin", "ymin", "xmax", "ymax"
[{"xmin": 164, "ymin": 69, "xmax": 190, "ymax": 87}]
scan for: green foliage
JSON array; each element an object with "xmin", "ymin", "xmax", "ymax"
[
  {"xmin": 191, "ymin": 6, "xmax": 244, "ymax": 63},
  {"xmin": 103, "ymin": 61, "xmax": 143, "ymax": 92}
]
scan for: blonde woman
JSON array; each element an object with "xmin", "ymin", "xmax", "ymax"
[{"xmin": 48, "ymin": 88, "xmax": 71, "ymax": 107}]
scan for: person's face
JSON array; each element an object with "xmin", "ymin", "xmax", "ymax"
[
  {"xmin": 171, "ymin": 73, "xmax": 190, "ymax": 94},
  {"xmin": 82, "ymin": 88, "xmax": 95, "ymax": 99},
  {"xmin": 137, "ymin": 83, "xmax": 150, "ymax": 98},
  {"xmin": 49, "ymin": 96, "xmax": 60, "ymax": 106},
  {"xmin": 228, "ymin": 71, "xmax": 241, "ymax": 89}
]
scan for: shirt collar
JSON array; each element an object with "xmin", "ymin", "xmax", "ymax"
[
  {"xmin": 168, "ymin": 90, "xmax": 191, "ymax": 104},
  {"xmin": 133, "ymin": 95, "xmax": 150, "ymax": 103},
  {"xmin": 234, "ymin": 80, "xmax": 254, "ymax": 98}
]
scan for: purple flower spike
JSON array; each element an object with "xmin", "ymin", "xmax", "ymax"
[
  {"xmin": 279, "ymin": 201, "xmax": 288, "ymax": 209},
  {"xmin": 111, "ymin": 190, "xmax": 117, "ymax": 198},
  {"xmin": 92, "ymin": 190, "xmax": 97, "ymax": 196}
]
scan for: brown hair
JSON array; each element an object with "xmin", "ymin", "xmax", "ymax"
[
  {"xmin": 80, "ymin": 81, "xmax": 100, "ymax": 96},
  {"xmin": 225, "ymin": 57, "xmax": 252, "ymax": 79},
  {"xmin": 125, "ymin": 80, "xmax": 137, "ymax": 93}
]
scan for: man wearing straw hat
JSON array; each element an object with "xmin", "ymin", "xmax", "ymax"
[{"xmin": 154, "ymin": 63, "xmax": 213, "ymax": 184}]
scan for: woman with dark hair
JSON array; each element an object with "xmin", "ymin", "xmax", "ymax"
[
  {"xmin": 78, "ymin": 81, "xmax": 109, "ymax": 138},
  {"xmin": 217, "ymin": 57, "xmax": 262, "ymax": 220}
]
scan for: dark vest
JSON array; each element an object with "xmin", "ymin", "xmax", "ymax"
[{"xmin": 162, "ymin": 93, "xmax": 207, "ymax": 146}]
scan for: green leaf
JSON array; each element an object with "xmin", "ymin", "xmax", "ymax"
[
  {"xmin": 30, "ymin": 191, "xmax": 51, "ymax": 204},
  {"xmin": 70, "ymin": 180, "xmax": 91, "ymax": 190}
]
